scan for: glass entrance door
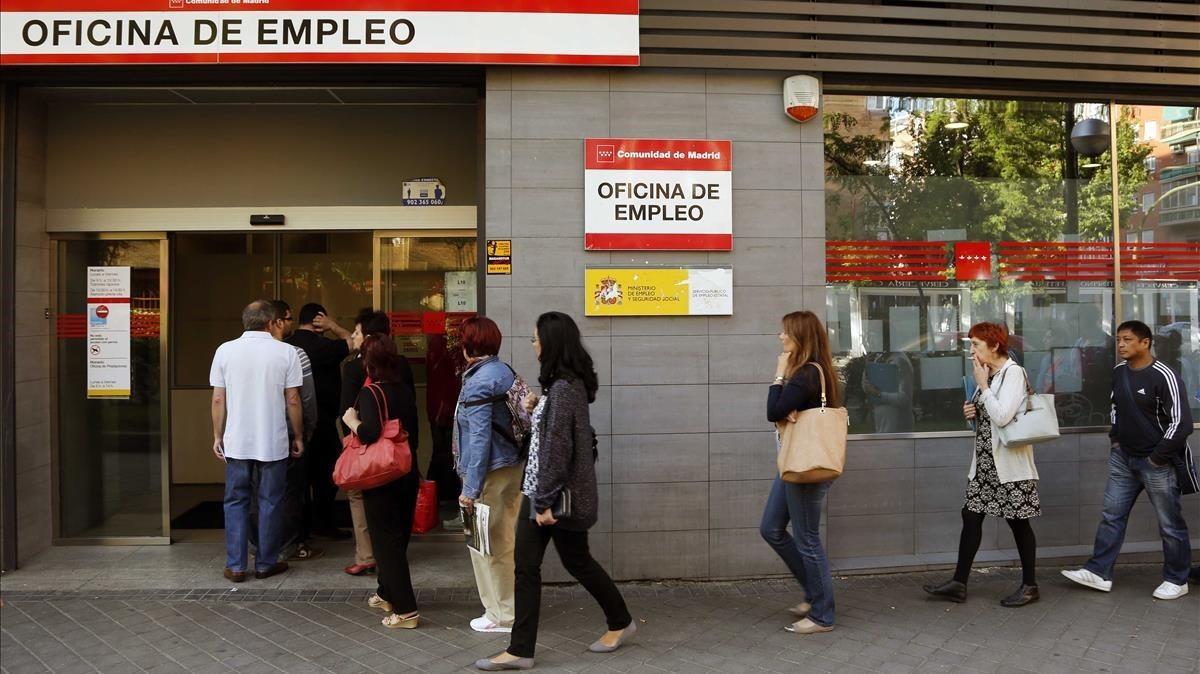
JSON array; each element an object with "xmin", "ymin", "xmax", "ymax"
[
  {"xmin": 54, "ymin": 235, "xmax": 169, "ymax": 542},
  {"xmin": 373, "ymin": 230, "xmax": 477, "ymax": 472}
]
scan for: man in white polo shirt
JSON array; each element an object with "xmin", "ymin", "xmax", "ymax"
[{"xmin": 211, "ymin": 300, "xmax": 305, "ymax": 582}]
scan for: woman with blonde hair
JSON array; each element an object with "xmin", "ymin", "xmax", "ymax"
[{"xmin": 760, "ymin": 310, "xmax": 842, "ymax": 635}]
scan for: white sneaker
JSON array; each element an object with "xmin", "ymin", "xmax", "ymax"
[
  {"xmin": 470, "ymin": 616, "xmax": 513, "ymax": 633},
  {"xmin": 1152, "ymin": 581, "xmax": 1189, "ymax": 600},
  {"xmin": 1061, "ymin": 568, "xmax": 1113, "ymax": 592}
]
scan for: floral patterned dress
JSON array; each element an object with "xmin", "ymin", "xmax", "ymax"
[
  {"xmin": 964, "ymin": 373, "xmax": 1041, "ymax": 520},
  {"xmin": 521, "ymin": 396, "xmax": 548, "ymax": 498}
]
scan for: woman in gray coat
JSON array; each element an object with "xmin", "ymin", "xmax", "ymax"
[{"xmin": 476, "ymin": 312, "xmax": 635, "ymax": 671}]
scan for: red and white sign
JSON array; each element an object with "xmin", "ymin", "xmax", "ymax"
[
  {"xmin": 954, "ymin": 242, "xmax": 992, "ymax": 281},
  {"xmin": 0, "ymin": 0, "xmax": 639, "ymax": 67},
  {"xmin": 584, "ymin": 138, "xmax": 732, "ymax": 251}
]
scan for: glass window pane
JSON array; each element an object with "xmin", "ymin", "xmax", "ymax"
[
  {"xmin": 57, "ymin": 239, "xmax": 164, "ymax": 538},
  {"xmin": 379, "ymin": 235, "xmax": 477, "ymax": 385},
  {"xmin": 1121, "ymin": 104, "xmax": 1200, "ymax": 421},
  {"xmin": 173, "ymin": 233, "xmax": 274, "ymax": 387},
  {"xmin": 825, "ymin": 96, "xmax": 1119, "ymax": 433},
  {"xmin": 279, "ymin": 232, "xmax": 373, "ymax": 331}
]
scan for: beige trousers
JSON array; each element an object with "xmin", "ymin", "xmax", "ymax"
[
  {"xmin": 348, "ymin": 489, "xmax": 375, "ymax": 566},
  {"xmin": 470, "ymin": 463, "xmax": 524, "ymax": 625}
]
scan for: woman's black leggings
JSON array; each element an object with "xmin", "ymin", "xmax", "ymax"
[{"xmin": 953, "ymin": 507, "xmax": 1037, "ymax": 586}]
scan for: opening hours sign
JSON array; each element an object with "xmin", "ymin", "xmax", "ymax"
[{"xmin": 584, "ymin": 138, "xmax": 733, "ymax": 251}]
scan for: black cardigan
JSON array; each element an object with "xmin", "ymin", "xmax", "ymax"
[
  {"xmin": 767, "ymin": 364, "xmax": 824, "ymax": 422},
  {"xmin": 355, "ymin": 381, "xmax": 420, "ymax": 451}
]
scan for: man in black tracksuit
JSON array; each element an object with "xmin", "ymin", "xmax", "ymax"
[{"xmin": 1063, "ymin": 320, "xmax": 1195, "ymax": 600}]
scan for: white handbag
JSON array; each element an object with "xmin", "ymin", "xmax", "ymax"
[{"xmin": 994, "ymin": 367, "xmax": 1060, "ymax": 446}]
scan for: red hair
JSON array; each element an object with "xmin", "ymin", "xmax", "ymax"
[
  {"xmin": 362, "ymin": 334, "xmax": 405, "ymax": 383},
  {"xmin": 968, "ymin": 322, "xmax": 1009, "ymax": 356},
  {"xmin": 460, "ymin": 316, "xmax": 502, "ymax": 358}
]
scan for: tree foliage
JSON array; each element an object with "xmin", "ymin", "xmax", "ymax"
[{"xmin": 825, "ymin": 99, "xmax": 1151, "ymax": 244}]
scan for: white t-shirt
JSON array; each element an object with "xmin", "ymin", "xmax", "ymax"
[{"xmin": 210, "ymin": 331, "xmax": 303, "ymax": 462}]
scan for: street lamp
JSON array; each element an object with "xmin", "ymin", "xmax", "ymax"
[{"xmin": 1071, "ymin": 118, "xmax": 1110, "ymax": 159}]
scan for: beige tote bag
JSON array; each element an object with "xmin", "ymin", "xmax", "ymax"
[{"xmin": 776, "ymin": 362, "xmax": 849, "ymax": 483}]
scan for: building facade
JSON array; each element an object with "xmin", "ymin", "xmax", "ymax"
[{"xmin": 2, "ymin": 0, "xmax": 1199, "ymax": 579}]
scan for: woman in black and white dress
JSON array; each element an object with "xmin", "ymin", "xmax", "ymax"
[{"xmin": 924, "ymin": 322, "xmax": 1042, "ymax": 608}]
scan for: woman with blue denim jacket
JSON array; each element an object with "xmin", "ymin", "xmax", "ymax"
[{"xmin": 455, "ymin": 316, "xmax": 525, "ymax": 634}]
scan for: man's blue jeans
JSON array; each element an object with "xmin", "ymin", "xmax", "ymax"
[
  {"xmin": 225, "ymin": 458, "xmax": 288, "ymax": 574},
  {"xmin": 1084, "ymin": 447, "xmax": 1192, "ymax": 585},
  {"xmin": 760, "ymin": 477, "xmax": 835, "ymax": 627}
]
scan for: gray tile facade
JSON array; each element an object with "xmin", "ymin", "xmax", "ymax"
[
  {"xmin": 481, "ymin": 66, "xmax": 1200, "ymax": 583},
  {"xmin": 13, "ymin": 99, "xmax": 52, "ymax": 565}
]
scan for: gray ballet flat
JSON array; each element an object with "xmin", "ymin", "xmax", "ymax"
[
  {"xmin": 588, "ymin": 620, "xmax": 637, "ymax": 653},
  {"xmin": 474, "ymin": 655, "xmax": 534, "ymax": 671}
]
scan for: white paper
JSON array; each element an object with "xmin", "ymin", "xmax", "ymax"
[
  {"xmin": 86, "ymin": 266, "xmax": 131, "ymax": 399},
  {"xmin": 686, "ymin": 268, "xmax": 733, "ymax": 315},
  {"xmin": 476, "ymin": 503, "xmax": 491, "ymax": 556},
  {"xmin": 444, "ymin": 271, "xmax": 477, "ymax": 312},
  {"xmin": 865, "ymin": 319, "xmax": 884, "ymax": 352},
  {"xmin": 921, "ymin": 356, "xmax": 966, "ymax": 390},
  {"xmin": 888, "ymin": 306, "xmax": 919, "ymax": 352}
]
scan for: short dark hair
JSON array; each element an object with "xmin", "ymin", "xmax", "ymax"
[
  {"xmin": 242, "ymin": 300, "xmax": 276, "ymax": 331},
  {"xmin": 269, "ymin": 299, "xmax": 291, "ymax": 321},
  {"xmin": 354, "ymin": 307, "xmax": 391, "ymax": 337},
  {"xmin": 1116, "ymin": 320, "xmax": 1153, "ymax": 345},
  {"xmin": 297, "ymin": 303, "xmax": 326, "ymax": 326},
  {"xmin": 461, "ymin": 316, "xmax": 502, "ymax": 357}
]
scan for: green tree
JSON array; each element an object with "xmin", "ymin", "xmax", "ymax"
[{"xmin": 825, "ymin": 99, "xmax": 1150, "ymax": 245}]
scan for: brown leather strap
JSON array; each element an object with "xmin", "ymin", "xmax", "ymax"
[{"xmin": 806, "ymin": 361, "xmax": 828, "ymax": 410}]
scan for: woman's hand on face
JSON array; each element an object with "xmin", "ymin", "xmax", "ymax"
[
  {"xmin": 971, "ymin": 356, "xmax": 990, "ymax": 389},
  {"xmin": 535, "ymin": 508, "xmax": 557, "ymax": 527},
  {"xmin": 962, "ymin": 401, "xmax": 977, "ymax": 420},
  {"xmin": 522, "ymin": 392, "xmax": 540, "ymax": 413},
  {"xmin": 775, "ymin": 352, "xmax": 790, "ymax": 379}
]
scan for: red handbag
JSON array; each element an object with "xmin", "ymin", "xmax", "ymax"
[{"xmin": 333, "ymin": 384, "xmax": 412, "ymax": 491}]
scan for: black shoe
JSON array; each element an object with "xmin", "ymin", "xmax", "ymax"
[
  {"xmin": 1000, "ymin": 584, "xmax": 1039, "ymax": 607},
  {"xmin": 1189, "ymin": 566, "xmax": 1200, "ymax": 584},
  {"xmin": 923, "ymin": 579, "xmax": 967, "ymax": 603},
  {"xmin": 254, "ymin": 562, "xmax": 289, "ymax": 580}
]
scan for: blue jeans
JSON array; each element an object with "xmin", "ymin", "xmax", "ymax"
[
  {"xmin": 225, "ymin": 458, "xmax": 288, "ymax": 574},
  {"xmin": 1084, "ymin": 447, "xmax": 1192, "ymax": 585},
  {"xmin": 760, "ymin": 477, "xmax": 835, "ymax": 627}
]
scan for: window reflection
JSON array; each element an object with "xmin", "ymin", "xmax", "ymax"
[{"xmin": 825, "ymin": 96, "xmax": 1199, "ymax": 434}]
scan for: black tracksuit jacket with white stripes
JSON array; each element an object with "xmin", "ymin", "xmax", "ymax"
[{"xmin": 1110, "ymin": 359, "xmax": 1193, "ymax": 465}]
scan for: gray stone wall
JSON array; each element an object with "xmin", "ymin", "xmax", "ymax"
[
  {"xmin": 14, "ymin": 97, "xmax": 51, "ymax": 564},
  {"xmin": 485, "ymin": 66, "xmax": 1200, "ymax": 581}
]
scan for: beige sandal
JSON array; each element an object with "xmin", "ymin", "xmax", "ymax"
[
  {"xmin": 382, "ymin": 612, "xmax": 419, "ymax": 629},
  {"xmin": 367, "ymin": 593, "xmax": 392, "ymax": 612}
]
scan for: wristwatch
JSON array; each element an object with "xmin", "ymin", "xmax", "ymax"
[{"xmin": 772, "ymin": 376, "xmax": 785, "ymax": 385}]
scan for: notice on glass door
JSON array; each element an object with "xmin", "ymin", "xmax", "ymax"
[
  {"xmin": 445, "ymin": 271, "xmax": 477, "ymax": 313},
  {"xmin": 87, "ymin": 266, "xmax": 131, "ymax": 399}
]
